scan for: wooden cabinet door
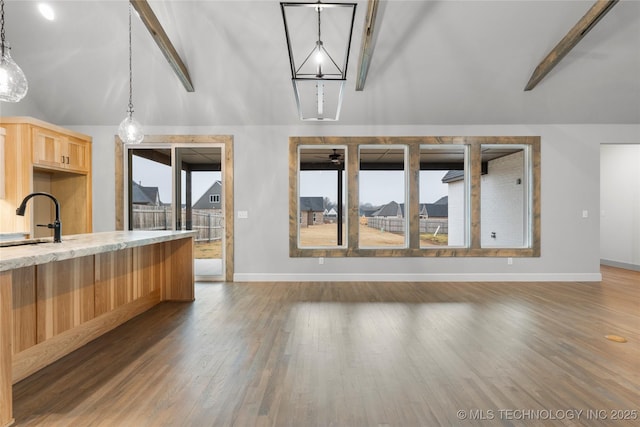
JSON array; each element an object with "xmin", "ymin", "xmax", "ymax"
[
  {"xmin": 65, "ymin": 138, "xmax": 89, "ymax": 173},
  {"xmin": 32, "ymin": 127, "xmax": 66, "ymax": 170},
  {"xmin": 37, "ymin": 256, "xmax": 95, "ymax": 342}
]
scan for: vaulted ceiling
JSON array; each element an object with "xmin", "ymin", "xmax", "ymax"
[{"xmin": 2, "ymin": 0, "xmax": 639, "ymax": 126}]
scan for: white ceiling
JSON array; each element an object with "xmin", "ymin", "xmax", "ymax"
[{"xmin": 1, "ymin": 0, "xmax": 639, "ymax": 127}]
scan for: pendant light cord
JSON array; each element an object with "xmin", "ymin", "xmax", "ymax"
[
  {"xmin": 1, "ymin": 0, "xmax": 6, "ymax": 58},
  {"xmin": 127, "ymin": 1, "xmax": 134, "ymax": 115},
  {"xmin": 316, "ymin": 3, "xmax": 321, "ymax": 44}
]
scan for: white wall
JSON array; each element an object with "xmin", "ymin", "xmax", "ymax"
[
  {"xmin": 447, "ymin": 180, "xmax": 465, "ymax": 246},
  {"xmin": 69, "ymin": 123, "xmax": 640, "ymax": 282},
  {"xmin": 600, "ymin": 144, "xmax": 640, "ymax": 270}
]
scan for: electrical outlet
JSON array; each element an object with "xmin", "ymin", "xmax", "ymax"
[
  {"xmin": 237, "ymin": 210, "xmax": 248, "ymax": 219},
  {"xmin": 318, "ymin": 257, "xmax": 324, "ymax": 265},
  {"xmin": 582, "ymin": 210, "xmax": 589, "ymax": 218},
  {"xmin": 507, "ymin": 257, "xmax": 513, "ymax": 265}
]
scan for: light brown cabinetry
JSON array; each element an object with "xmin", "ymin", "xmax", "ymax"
[
  {"xmin": 0, "ymin": 272, "xmax": 12, "ymax": 427},
  {"xmin": 1, "ymin": 232, "xmax": 194, "ymax": 426},
  {"xmin": 32, "ymin": 127, "xmax": 89, "ymax": 173},
  {"xmin": 0, "ymin": 117, "xmax": 92, "ymax": 237},
  {"xmin": 7, "ymin": 238, "xmax": 193, "ymax": 387}
]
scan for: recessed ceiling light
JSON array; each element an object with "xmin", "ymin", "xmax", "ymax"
[{"xmin": 37, "ymin": 3, "xmax": 55, "ymax": 21}]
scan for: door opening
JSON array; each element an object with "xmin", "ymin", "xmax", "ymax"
[{"xmin": 125, "ymin": 144, "xmax": 229, "ymax": 281}]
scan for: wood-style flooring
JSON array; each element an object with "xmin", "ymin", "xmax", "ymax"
[{"xmin": 11, "ymin": 266, "xmax": 640, "ymax": 426}]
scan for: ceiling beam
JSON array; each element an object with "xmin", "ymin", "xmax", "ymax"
[
  {"xmin": 355, "ymin": 0, "xmax": 381, "ymax": 91},
  {"xmin": 524, "ymin": 0, "xmax": 618, "ymax": 91},
  {"xmin": 130, "ymin": 0, "xmax": 195, "ymax": 92}
]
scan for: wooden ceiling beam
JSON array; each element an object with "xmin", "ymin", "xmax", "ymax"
[
  {"xmin": 524, "ymin": 0, "xmax": 618, "ymax": 91},
  {"xmin": 355, "ymin": 0, "xmax": 381, "ymax": 91},
  {"xmin": 130, "ymin": 0, "xmax": 195, "ymax": 92}
]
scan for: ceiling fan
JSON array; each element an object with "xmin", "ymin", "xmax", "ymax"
[
  {"xmin": 314, "ymin": 149, "xmax": 343, "ymax": 165},
  {"xmin": 329, "ymin": 149, "xmax": 343, "ymax": 164}
]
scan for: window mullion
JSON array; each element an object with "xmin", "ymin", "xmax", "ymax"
[
  {"xmin": 347, "ymin": 143, "xmax": 359, "ymax": 253},
  {"xmin": 470, "ymin": 143, "xmax": 482, "ymax": 249},
  {"xmin": 408, "ymin": 143, "xmax": 420, "ymax": 250}
]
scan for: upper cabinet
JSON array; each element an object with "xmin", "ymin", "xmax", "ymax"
[
  {"xmin": 0, "ymin": 127, "xmax": 5, "ymax": 199},
  {"xmin": 32, "ymin": 126, "xmax": 90, "ymax": 173},
  {"xmin": 0, "ymin": 117, "xmax": 92, "ymax": 236}
]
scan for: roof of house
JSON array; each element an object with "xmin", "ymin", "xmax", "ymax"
[
  {"xmin": 442, "ymin": 170, "xmax": 464, "ymax": 183},
  {"xmin": 132, "ymin": 181, "xmax": 161, "ymax": 205},
  {"xmin": 359, "ymin": 207, "xmax": 379, "ymax": 217},
  {"xmin": 300, "ymin": 197, "xmax": 324, "ymax": 212},
  {"xmin": 373, "ymin": 201, "xmax": 402, "ymax": 217},
  {"xmin": 433, "ymin": 196, "xmax": 448, "ymax": 205},
  {"xmin": 193, "ymin": 181, "xmax": 222, "ymax": 209},
  {"xmin": 404, "ymin": 203, "xmax": 448, "ymax": 218},
  {"xmin": 424, "ymin": 204, "xmax": 448, "ymax": 218}
]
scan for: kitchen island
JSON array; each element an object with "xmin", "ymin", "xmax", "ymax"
[{"xmin": 0, "ymin": 230, "xmax": 195, "ymax": 427}]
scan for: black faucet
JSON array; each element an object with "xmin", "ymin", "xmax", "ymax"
[{"xmin": 16, "ymin": 192, "xmax": 62, "ymax": 243}]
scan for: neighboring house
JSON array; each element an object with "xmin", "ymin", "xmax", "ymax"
[
  {"xmin": 132, "ymin": 181, "xmax": 161, "ymax": 206},
  {"xmin": 372, "ymin": 201, "xmax": 403, "ymax": 218},
  {"xmin": 324, "ymin": 207, "xmax": 337, "ymax": 223},
  {"xmin": 422, "ymin": 196, "xmax": 448, "ymax": 218},
  {"xmin": 359, "ymin": 206, "xmax": 379, "ymax": 217},
  {"xmin": 300, "ymin": 197, "xmax": 324, "ymax": 227},
  {"xmin": 372, "ymin": 199, "xmax": 449, "ymax": 219},
  {"xmin": 442, "ymin": 150, "xmax": 526, "ymax": 247},
  {"xmin": 441, "ymin": 170, "xmax": 465, "ymax": 245},
  {"xmin": 193, "ymin": 181, "xmax": 222, "ymax": 210}
]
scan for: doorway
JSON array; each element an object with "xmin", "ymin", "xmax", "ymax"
[{"xmin": 116, "ymin": 135, "xmax": 234, "ymax": 282}]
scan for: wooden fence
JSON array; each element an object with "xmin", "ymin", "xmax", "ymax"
[
  {"xmin": 132, "ymin": 206, "xmax": 223, "ymax": 242},
  {"xmin": 366, "ymin": 217, "xmax": 448, "ymax": 235}
]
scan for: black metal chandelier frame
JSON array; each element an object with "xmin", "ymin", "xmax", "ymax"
[{"xmin": 280, "ymin": 1, "xmax": 357, "ymax": 121}]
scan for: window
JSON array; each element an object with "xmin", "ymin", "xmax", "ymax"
[
  {"xmin": 209, "ymin": 194, "xmax": 220, "ymax": 203},
  {"xmin": 419, "ymin": 145, "xmax": 468, "ymax": 248},
  {"xmin": 289, "ymin": 136, "xmax": 540, "ymax": 258},
  {"xmin": 359, "ymin": 145, "xmax": 407, "ymax": 248},
  {"xmin": 297, "ymin": 146, "xmax": 346, "ymax": 248},
  {"xmin": 480, "ymin": 145, "xmax": 529, "ymax": 248}
]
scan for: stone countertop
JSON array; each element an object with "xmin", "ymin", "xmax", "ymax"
[{"xmin": 0, "ymin": 230, "xmax": 197, "ymax": 272}]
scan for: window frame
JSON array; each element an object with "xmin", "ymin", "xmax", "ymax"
[{"xmin": 289, "ymin": 136, "xmax": 540, "ymax": 258}]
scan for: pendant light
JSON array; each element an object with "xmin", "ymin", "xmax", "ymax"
[
  {"xmin": 118, "ymin": 1, "xmax": 144, "ymax": 144},
  {"xmin": 0, "ymin": 0, "xmax": 28, "ymax": 103},
  {"xmin": 281, "ymin": 1, "xmax": 357, "ymax": 121}
]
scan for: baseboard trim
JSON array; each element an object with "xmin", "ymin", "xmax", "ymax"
[
  {"xmin": 233, "ymin": 272, "xmax": 603, "ymax": 282},
  {"xmin": 600, "ymin": 259, "xmax": 640, "ymax": 272}
]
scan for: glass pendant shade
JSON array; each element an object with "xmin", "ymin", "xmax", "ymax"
[
  {"xmin": 118, "ymin": 113, "xmax": 144, "ymax": 144},
  {"xmin": 0, "ymin": 43, "xmax": 28, "ymax": 102}
]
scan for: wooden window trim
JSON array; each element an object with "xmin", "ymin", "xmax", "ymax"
[{"xmin": 290, "ymin": 136, "xmax": 540, "ymax": 258}]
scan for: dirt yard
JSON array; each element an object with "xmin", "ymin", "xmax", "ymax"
[
  {"xmin": 194, "ymin": 225, "xmax": 447, "ymax": 256},
  {"xmin": 299, "ymin": 223, "xmax": 447, "ymax": 247}
]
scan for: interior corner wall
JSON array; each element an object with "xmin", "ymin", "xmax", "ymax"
[
  {"xmin": 71, "ymin": 123, "xmax": 640, "ymax": 282},
  {"xmin": 600, "ymin": 143, "xmax": 640, "ymax": 270}
]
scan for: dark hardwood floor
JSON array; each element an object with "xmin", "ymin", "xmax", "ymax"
[{"xmin": 11, "ymin": 266, "xmax": 640, "ymax": 426}]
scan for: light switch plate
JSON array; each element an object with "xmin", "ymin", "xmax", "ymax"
[{"xmin": 237, "ymin": 210, "xmax": 248, "ymax": 219}]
